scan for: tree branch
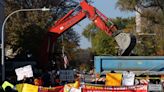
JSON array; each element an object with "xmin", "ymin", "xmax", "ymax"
[{"xmin": 156, "ymin": 0, "xmax": 164, "ymax": 14}]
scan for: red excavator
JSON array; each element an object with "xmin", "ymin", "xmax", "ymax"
[{"xmin": 39, "ymin": 0, "xmax": 136, "ymax": 69}]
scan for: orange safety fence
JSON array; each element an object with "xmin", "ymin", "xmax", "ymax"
[
  {"xmin": 38, "ymin": 86, "xmax": 64, "ymax": 92},
  {"xmin": 15, "ymin": 83, "xmax": 148, "ymax": 92},
  {"xmin": 82, "ymin": 84, "xmax": 148, "ymax": 92}
]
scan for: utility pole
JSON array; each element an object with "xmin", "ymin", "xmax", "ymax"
[
  {"xmin": 0, "ymin": 0, "xmax": 5, "ymax": 82},
  {"xmin": 0, "ymin": 0, "xmax": 4, "ymax": 39}
]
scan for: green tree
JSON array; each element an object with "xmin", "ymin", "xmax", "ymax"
[
  {"xmin": 117, "ymin": 0, "xmax": 164, "ymax": 13},
  {"xmin": 4, "ymin": 0, "xmax": 81, "ymax": 66},
  {"xmin": 82, "ymin": 17, "xmax": 135, "ymax": 56},
  {"xmin": 83, "ymin": 23, "xmax": 116, "ymax": 55},
  {"xmin": 117, "ymin": 0, "xmax": 164, "ymax": 55}
]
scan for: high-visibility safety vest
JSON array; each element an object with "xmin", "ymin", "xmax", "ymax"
[{"xmin": 2, "ymin": 81, "xmax": 14, "ymax": 91}]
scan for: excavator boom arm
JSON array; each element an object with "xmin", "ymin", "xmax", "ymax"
[
  {"xmin": 49, "ymin": 0, "xmax": 114, "ymax": 35},
  {"xmin": 38, "ymin": 0, "xmax": 136, "ymax": 69}
]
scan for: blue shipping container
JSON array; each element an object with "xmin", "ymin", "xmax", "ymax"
[{"xmin": 94, "ymin": 56, "xmax": 164, "ymax": 73}]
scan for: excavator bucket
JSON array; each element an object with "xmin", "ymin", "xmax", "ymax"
[{"xmin": 114, "ymin": 32, "xmax": 136, "ymax": 56}]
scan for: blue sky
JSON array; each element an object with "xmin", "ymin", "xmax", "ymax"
[{"xmin": 73, "ymin": 0, "xmax": 135, "ymax": 49}]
